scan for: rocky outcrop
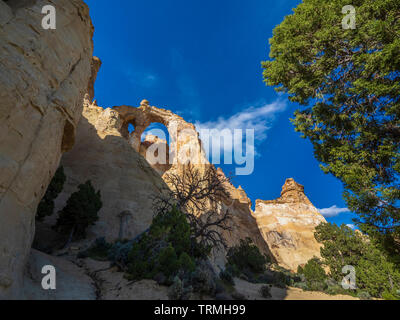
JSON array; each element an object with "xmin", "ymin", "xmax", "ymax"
[
  {"xmin": 53, "ymin": 102, "xmax": 169, "ymax": 242},
  {"xmin": 139, "ymin": 135, "xmax": 171, "ymax": 175},
  {"xmin": 114, "ymin": 99, "xmax": 207, "ymax": 169},
  {"xmin": 253, "ymin": 178, "xmax": 326, "ymax": 271},
  {"xmin": 0, "ymin": 0, "xmax": 96, "ymax": 299},
  {"xmin": 211, "ymin": 168, "xmax": 272, "ymax": 267}
]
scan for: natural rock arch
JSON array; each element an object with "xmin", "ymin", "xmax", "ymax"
[{"xmin": 113, "ymin": 99, "xmax": 208, "ymax": 168}]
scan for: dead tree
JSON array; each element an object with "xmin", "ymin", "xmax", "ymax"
[{"xmin": 152, "ymin": 164, "xmax": 233, "ymax": 249}]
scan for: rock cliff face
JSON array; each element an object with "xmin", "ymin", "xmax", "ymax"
[
  {"xmin": 0, "ymin": 0, "xmax": 96, "ymax": 299},
  {"xmin": 254, "ymin": 178, "xmax": 326, "ymax": 271}
]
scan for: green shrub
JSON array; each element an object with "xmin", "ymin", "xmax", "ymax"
[
  {"xmin": 179, "ymin": 252, "xmax": 196, "ymax": 273},
  {"xmin": 307, "ymin": 281, "xmax": 327, "ymax": 292},
  {"xmin": 357, "ymin": 291, "xmax": 372, "ymax": 300},
  {"xmin": 231, "ymin": 291, "xmax": 246, "ymax": 300},
  {"xmin": 293, "ymin": 281, "xmax": 308, "ymax": 291},
  {"xmin": 297, "ymin": 265, "xmax": 304, "ymax": 275},
  {"xmin": 272, "ymin": 272, "xmax": 288, "ymax": 288},
  {"xmin": 78, "ymin": 237, "xmax": 112, "ymax": 261},
  {"xmin": 190, "ymin": 261, "xmax": 217, "ymax": 296},
  {"xmin": 55, "ymin": 180, "xmax": 102, "ymax": 241},
  {"xmin": 36, "ymin": 166, "xmax": 66, "ymax": 221},
  {"xmin": 168, "ymin": 276, "xmax": 192, "ymax": 300},
  {"xmin": 381, "ymin": 290, "xmax": 400, "ymax": 300},
  {"xmin": 126, "ymin": 207, "xmax": 208, "ymax": 283},
  {"xmin": 303, "ymin": 257, "xmax": 327, "ymax": 288},
  {"xmin": 226, "ymin": 238, "xmax": 269, "ymax": 275},
  {"xmin": 314, "ymin": 223, "xmax": 400, "ymax": 299}
]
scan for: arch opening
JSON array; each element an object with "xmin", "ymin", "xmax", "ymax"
[{"xmin": 139, "ymin": 122, "xmax": 172, "ymax": 175}]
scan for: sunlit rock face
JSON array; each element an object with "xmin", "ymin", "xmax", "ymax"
[
  {"xmin": 53, "ymin": 100, "xmax": 203, "ymax": 243},
  {"xmin": 54, "ymin": 100, "xmax": 272, "ymax": 269},
  {"xmin": 0, "ymin": 0, "xmax": 96, "ymax": 299},
  {"xmin": 254, "ymin": 178, "xmax": 326, "ymax": 271},
  {"xmin": 53, "ymin": 102, "xmax": 169, "ymax": 243}
]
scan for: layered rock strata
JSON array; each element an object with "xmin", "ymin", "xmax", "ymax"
[
  {"xmin": 254, "ymin": 178, "xmax": 326, "ymax": 271},
  {"xmin": 0, "ymin": 0, "xmax": 96, "ymax": 299}
]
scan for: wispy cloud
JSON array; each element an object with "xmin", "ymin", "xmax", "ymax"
[
  {"xmin": 318, "ymin": 205, "xmax": 351, "ymax": 217},
  {"xmin": 194, "ymin": 99, "xmax": 287, "ymax": 159},
  {"xmin": 346, "ymin": 224, "xmax": 356, "ymax": 230},
  {"xmin": 124, "ymin": 69, "xmax": 158, "ymax": 88}
]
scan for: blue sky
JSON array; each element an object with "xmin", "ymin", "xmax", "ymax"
[{"xmin": 85, "ymin": 0, "xmax": 356, "ymax": 227}]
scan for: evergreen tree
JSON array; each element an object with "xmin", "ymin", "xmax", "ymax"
[
  {"xmin": 314, "ymin": 223, "xmax": 400, "ymax": 298},
  {"xmin": 302, "ymin": 257, "xmax": 327, "ymax": 291},
  {"xmin": 36, "ymin": 166, "xmax": 66, "ymax": 221},
  {"xmin": 127, "ymin": 207, "xmax": 206, "ymax": 282},
  {"xmin": 55, "ymin": 180, "xmax": 102, "ymax": 242},
  {"xmin": 226, "ymin": 238, "xmax": 269, "ymax": 275},
  {"xmin": 262, "ymin": 0, "xmax": 400, "ymax": 238}
]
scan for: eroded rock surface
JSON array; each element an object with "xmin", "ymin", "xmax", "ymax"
[
  {"xmin": 53, "ymin": 102, "xmax": 169, "ymax": 242},
  {"xmin": 54, "ymin": 100, "xmax": 271, "ymax": 269},
  {"xmin": 254, "ymin": 178, "xmax": 326, "ymax": 271},
  {"xmin": 23, "ymin": 249, "xmax": 96, "ymax": 300},
  {"xmin": 0, "ymin": 0, "xmax": 96, "ymax": 299}
]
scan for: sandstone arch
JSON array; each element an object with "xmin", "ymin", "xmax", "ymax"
[{"xmin": 113, "ymin": 99, "xmax": 208, "ymax": 168}]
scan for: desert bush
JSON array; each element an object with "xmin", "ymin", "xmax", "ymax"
[
  {"xmin": 302, "ymin": 257, "xmax": 327, "ymax": 287},
  {"xmin": 307, "ymin": 281, "xmax": 328, "ymax": 292},
  {"xmin": 168, "ymin": 276, "xmax": 193, "ymax": 300},
  {"xmin": 357, "ymin": 291, "xmax": 372, "ymax": 300},
  {"xmin": 190, "ymin": 260, "xmax": 217, "ymax": 296},
  {"xmin": 78, "ymin": 237, "xmax": 112, "ymax": 261},
  {"xmin": 272, "ymin": 272, "xmax": 289, "ymax": 288},
  {"xmin": 126, "ymin": 207, "xmax": 209, "ymax": 284},
  {"xmin": 226, "ymin": 238, "xmax": 269, "ymax": 276},
  {"xmin": 108, "ymin": 239, "xmax": 136, "ymax": 266},
  {"xmin": 293, "ymin": 281, "xmax": 308, "ymax": 291}
]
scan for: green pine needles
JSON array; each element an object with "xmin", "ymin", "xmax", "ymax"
[
  {"xmin": 55, "ymin": 180, "xmax": 102, "ymax": 241},
  {"xmin": 263, "ymin": 0, "xmax": 400, "ymax": 237}
]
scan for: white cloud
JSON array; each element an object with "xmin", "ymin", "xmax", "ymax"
[
  {"xmin": 346, "ymin": 224, "xmax": 356, "ymax": 230},
  {"xmin": 195, "ymin": 99, "xmax": 287, "ymax": 159},
  {"xmin": 318, "ymin": 205, "xmax": 351, "ymax": 217}
]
